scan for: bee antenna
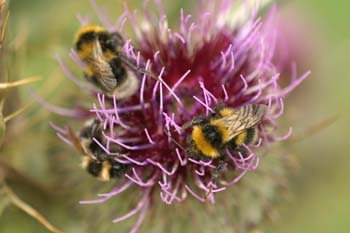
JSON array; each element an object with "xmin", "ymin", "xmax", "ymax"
[
  {"xmin": 163, "ymin": 129, "xmax": 186, "ymax": 152},
  {"xmin": 204, "ymin": 159, "xmax": 226, "ymax": 200},
  {"xmin": 180, "ymin": 121, "xmax": 193, "ymax": 131},
  {"xmin": 109, "ymin": 152, "xmax": 120, "ymax": 156},
  {"xmin": 118, "ymin": 52, "xmax": 158, "ymax": 80},
  {"xmin": 67, "ymin": 127, "xmax": 88, "ymax": 156}
]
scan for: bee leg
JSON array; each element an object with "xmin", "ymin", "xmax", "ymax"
[
  {"xmin": 205, "ymin": 157, "xmax": 226, "ymax": 200},
  {"xmin": 211, "ymin": 158, "xmax": 226, "ymax": 182},
  {"xmin": 186, "ymin": 136, "xmax": 200, "ymax": 159}
]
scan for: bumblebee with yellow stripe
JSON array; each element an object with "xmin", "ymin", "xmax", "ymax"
[
  {"xmin": 183, "ymin": 104, "xmax": 266, "ymax": 159},
  {"xmin": 182, "ymin": 104, "xmax": 266, "ymax": 198},
  {"xmin": 75, "ymin": 25, "xmax": 154, "ymax": 98},
  {"xmin": 68, "ymin": 119, "xmax": 129, "ymax": 181}
]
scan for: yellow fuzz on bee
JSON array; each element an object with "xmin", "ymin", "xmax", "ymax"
[
  {"xmin": 100, "ymin": 161, "xmax": 111, "ymax": 181},
  {"xmin": 77, "ymin": 41, "xmax": 94, "ymax": 60},
  {"xmin": 81, "ymin": 156, "xmax": 91, "ymax": 169},
  {"xmin": 74, "ymin": 24, "xmax": 105, "ymax": 43},
  {"xmin": 192, "ymin": 126, "xmax": 220, "ymax": 158},
  {"xmin": 84, "ymin": 66, "xmax": 94, "ymax": 77},
  {"xmin": 103, "ymin": 50, "xmax": 117, "ymax": 60},
  {"xmin": 75, "ymin": 24, "xmax": 106, "ymax": 60},
  {"xmin": 234, "ymin": 130, "xmax": 247, "ymax": 146},
  {"xmin": 219, "ymin": 108, "xmax": 235, "ymax": 117},
  {"xmin": 210, "ymin": 118, "xmax": 231, "ymax": 143}
]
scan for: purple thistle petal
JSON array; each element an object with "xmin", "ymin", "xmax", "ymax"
[
  {"xmin": 76, "ymin": 14, "xmax": 92, "ymax": 26},
  {"xmin": 195, "ymin": 166, "xmax": 205, "ymax": 176},
  {"xmin": 122, "ymin": 155, "xmax": 149, "ymax": 166},
  {"xmin": 252, "ymin": 138, "xmax": 263, "ymax": 148},
  {"xmin": 112, "ymin": 200, "xmax": 144, "ymax": 223},
  {"xmin": 226, "ymin": 156, "xmax": 259, "ymax": 186},
  {"xmin": 158, "ymin": 173, "xmax": 169, "ymax": 189},
  {"xmin": 193, "ymin": 96, "xmax": 214, "ymax": 114},
  {"xmin": 128, "ymin": 168, "xmax": 158, "ymax": 187},
  {"xmin": 79, "ymin": 197, "xmax": 111, "ymax": 205},
  {"xmin": 147, "ymin": 159, "xmax": 178, "ymax": 176},
  {"xmin": 54, "ymin": 1, "xmax": 310, "ymax": 231},
  {"xmin": 185, "ymin": 185, "xmax": 205, "ymax": 202},
  {"xmin": 105, "ymin": 133, "xmax": 155, "ymax": 151},
  {"xmin": 56, "ymin": 54, "xmax": 96, "ymax": 92},
  {"xmin": 49, "ymin": 122, "xmax": 68, "ymax": 135},
  {"xmin": 129, "ymin": 200, "xmax": 149, "ymax": 233},
  {"xmin": 272, "ymin": 127, "xmax": 293, "ymax": 142},
  {"xmin": 113, "ymin": 189, "xmax": 150, "ymax": 223},
  {"xmin": 270, "ymin": 97, "xmax": 284, "ymax": 119},
  {"xmin": 280, "ymin": 70, "xmax": 311, "ymax": 97},
  {"xmin": 98, "ymin": 181, "xmax": 133, "ymax": 197},
  {"xmin": 160, "ymin": 178, "xmax": 182, "ymax": 205},
  {"xmin": 69, "ymin": 49, "xmax": 86, "ymax": 68},
  {"xmin": 89, "ymin": 0, "xmax": 113, "ymax": 30},
  {"xmin": 169, "ymin": 69, "xmax": 191, "ymax": 94},
  {"xmin": 188, "ymin": 158, "xmax": 215, "ymax": 168},
  {"xmin": 175, "ymin": 148, "xmax": 187, "ymax": 166},
  {"xmin": 144, "ymin": 128, "xmax": 155, "ymax": 145},
  {"xmin": 31, "ymin": 91, "xmax": 87, "ymax": 118},
  {"xmin": 56, "ymin": 132, "xmax": 73, "ymax": 146}
]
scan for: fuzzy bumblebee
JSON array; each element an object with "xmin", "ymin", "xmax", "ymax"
[
  {"xmin": 183, "ymin": 104, "xmax": 267, "ymax": 159},
  {"xmin": 68, "ymin": 119, "xmax": 129, "ymax": 181},
  {"xmin": 74, "ymin": 24, "xmax": 139, "ymax": 98}
]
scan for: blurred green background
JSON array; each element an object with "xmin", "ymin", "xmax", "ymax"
[{"xmin": 1, "ymin": 0, "xmax": 349, "ymax": 232}]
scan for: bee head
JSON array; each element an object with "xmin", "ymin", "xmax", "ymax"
[
  {"xmin": 109, "ymin": 32, "xmax": 124, "ymax": 49},
  {"xmin": 181, "ymin": 116, "xmax": 209, "ymax": 131}
]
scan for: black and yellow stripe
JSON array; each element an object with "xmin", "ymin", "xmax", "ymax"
[
  {"xmin": 74, "ymin": 25, "xmax": 127, "ymax": 90},
  {"xmin": 75, "ymin": 25, "xmax": 123, "ymax": 59},
  {"xmin": 191, "ymin": 124, "xmax": 256, "ymax": 158},
  {"xmin": 81, "ymin": 156, "xmax": 129, "ymax": 181},
  {"xmin": 188, "ymin": 104, "xmax": 264, "ymax": 159},
  {"xmin": 78, "ymin": 119, "xmax": 129, "ymax": 181}
]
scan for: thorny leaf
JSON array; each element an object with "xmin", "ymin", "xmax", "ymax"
[
  {"xmin": 2, "ymin": 184, "xmax": 62, "ymax": 233},
  {"xmin": 0, "ymin": 76, "xmax": 41, "ymax": 90}
]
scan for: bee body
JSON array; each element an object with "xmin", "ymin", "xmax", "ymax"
[
  {"xmin": 186, "ymin": 104, "xmax": 266, "ymax": 159},
  {"xmin": 68, "ymin": 119, "xmax": 129, "ymax": 181},
  {"xmin": 75, "ymin": 25, "xmax": 123, "ymax": 59},
  {"xmin": 74, "ymin": 25, "xmax": 139, "ymax": 98},
  {"xmin": 81, "ymin": 155, "xmax": 129, "ymax": 181}
]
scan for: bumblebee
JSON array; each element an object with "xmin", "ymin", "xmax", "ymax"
[
  {"xmin": 68, "ymin": 119, "xmax": 129, "ymax": 181},
  {"xmin": 75, "ymin": 25, "xmax": 149, "ymax": 98},
  {"xmin": 183, "ymin": 104, "xmax": 267, "ymax": 159}
]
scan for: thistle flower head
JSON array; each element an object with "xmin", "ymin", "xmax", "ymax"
[{"xmin": 53, "ymin": 0, "xmax": 309, "ymax": 232}]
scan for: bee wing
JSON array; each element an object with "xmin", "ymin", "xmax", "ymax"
[
  {"xmin": 67, "ymin": 127, "xmax": 88, "ymax": 156},
  {"xmin": 222, "ymin": 104, "xmax": 267, "ymax": 141},
  {"xmin": 86, "ymin": 39, "xmax": 117, "ymax": 91},
  {"xmin": 97, "ymin": 73, "xmax": 117, "ymax": 92}
]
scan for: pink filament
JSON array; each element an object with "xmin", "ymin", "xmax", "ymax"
[{"xmin": 185, "ymin": 185, "xmax": 205, "ymax": 202}]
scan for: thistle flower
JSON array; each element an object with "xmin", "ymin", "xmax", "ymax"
[{"xmin": 52, "ymin": 0, "xmax": 309, "ymax": 232}]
